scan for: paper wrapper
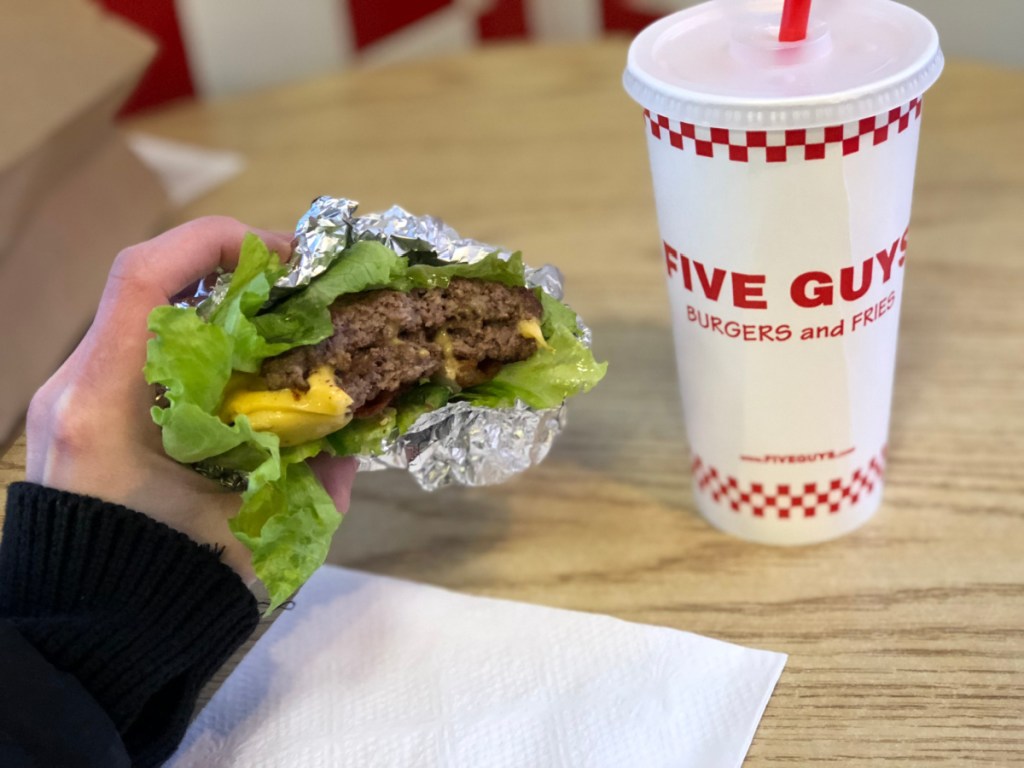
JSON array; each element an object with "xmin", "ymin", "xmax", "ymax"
[
  {"xmin": 189, "ymin": 196, "xmax": 587, "ymax": 491},
  {"xmin": 638, "ymin": 100, "xmax": 928, "ymax": 544}
]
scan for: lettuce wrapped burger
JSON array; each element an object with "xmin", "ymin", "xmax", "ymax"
[{"xmin": 144, "ymin": 202, "xmax": 605, "ymax": 609}]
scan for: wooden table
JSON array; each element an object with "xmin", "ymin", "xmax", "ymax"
[{"xmin": 3, "ymin": 40, "xmax": 1023, "ymax": 764}]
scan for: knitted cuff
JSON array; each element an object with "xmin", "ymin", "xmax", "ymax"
[{"xmin": 0, "ymin": 482, "xmax": 259, "ymax": 766}]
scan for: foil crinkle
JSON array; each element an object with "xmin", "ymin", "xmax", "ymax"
[{"xmin": 193, "ymin": 196, "xmax": 589, "ymax": 491}]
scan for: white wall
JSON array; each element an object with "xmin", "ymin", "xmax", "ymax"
[
  {"xmin": 631, "ymin": 0, "xmax": 1024, "ymax": 68},
  {"xmin": 176, "ymin": 0, "xmax": 353, "ymax": 98},
  {"xmin": 898, "ymin": 0, "xmax": 1024, "ymax": 68}
]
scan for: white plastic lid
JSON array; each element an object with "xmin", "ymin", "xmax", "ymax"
[{"xmin": 624, "ymin": 0, "xmax": 943, "ymax": 129}]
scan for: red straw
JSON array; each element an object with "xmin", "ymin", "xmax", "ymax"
[{"xmin": 779, "ymin": 0, "xmax": 812, "ymax": 42}]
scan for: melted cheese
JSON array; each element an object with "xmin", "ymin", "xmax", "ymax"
[
  {"xmin": 518, "ymin": 318, "xmax": 550, "ymax": 349},
  {"xmin": 219, "ymin": 366, "xmax": 353, "ymax": 447},
  {"xmin": 433, "ymin": 329, "xmax": 460, "ymax": 380},
  {"xmin": 432, "ymin": 317, "xmax": 549, "ymax": 386}
]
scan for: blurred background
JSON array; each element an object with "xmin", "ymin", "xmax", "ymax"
[
  {"xmin": 103, "ymin": 0, "xmax": 1023, "ymax": 114},
  {"xmin": 1, "ymin": 0, "xmax": 1020, "ymax": 444}
]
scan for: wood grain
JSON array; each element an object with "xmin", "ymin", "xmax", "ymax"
[{"xmin": 3, "ymin": 42, "xmax": 1023, "ymax": 764}]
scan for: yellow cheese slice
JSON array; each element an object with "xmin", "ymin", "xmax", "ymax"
[{"xmin": 219, "ymin": 365, "xmax": 353, "ymax": 447}]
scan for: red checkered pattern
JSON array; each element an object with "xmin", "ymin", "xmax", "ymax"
[
  {"xmin": 691, "ymin": 449, "xmax": 887, "ymax": 519},
  {"xmin": 644, "ymin": 99, "xmax": 923, "ymax": 163}
]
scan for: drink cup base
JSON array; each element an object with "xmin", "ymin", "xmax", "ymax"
[{"xmin": 693, "ymin": 489, "xmax": 882, "ymax": 546}]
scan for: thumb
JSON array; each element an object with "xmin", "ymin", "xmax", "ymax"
[{"xmin": 308, "ymin": 454, "xmax": 358, "ymax": 514}]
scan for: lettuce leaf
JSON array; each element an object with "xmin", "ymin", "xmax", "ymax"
[
  {"xmin": 231, "ymin": 454, "xmax": 341, "ymax": 610},
  {"xmin": 145, "ymin": 233, "xmax": 605, "ymax": 612},
  {"xmin": 326, "ymin": 410, "xmax": 397, "ymax": 456},
  {"xmin": 251, "ymin": 241, "xmax": 402, "ymax": 345},
  {"xmin": 390, "ymin": 251, "xmax": 526, "ymax": 291},
  {"xmin": 206, "ymin": 238, "xmax": 292, "ymax": 372},
  {"xmin": 459, "ymin": 296, "xmax": 606, "ymax": 410},
  {"xmin": 395, "ymin": 384, "xmax": 454, "ymax": 433}
]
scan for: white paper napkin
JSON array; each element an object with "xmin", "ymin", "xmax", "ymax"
[
  {"xmin": 126, "ymin": 133, "xmax": 245, "ymax": 207},
  {"xmin": 169, "ymin": 566, "xmax": 785, "ymax": 768}
]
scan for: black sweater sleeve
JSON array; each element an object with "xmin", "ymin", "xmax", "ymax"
[{"xmin": 0, "ymin": 482, "xmax": 260, "ymax": 767}]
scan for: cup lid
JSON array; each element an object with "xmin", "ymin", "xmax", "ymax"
[{"xmin": 623, "ymin": 0, "xmax": 943, "ymax": 129}]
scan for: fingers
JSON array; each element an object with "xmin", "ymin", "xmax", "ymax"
[
  {"xmin": 169, "ymin": 227, "xmax": 294, "ymax": 303},
  {"xmin": 103, "ymin": 217, "xmax": 291, "ymax": 322},
  {"xmin": 263, "ymin": 230, "xmax": 296, "ymax": 256},
  {"xmin": 74, "ymin": 217, "xmax": 291, "ymax": 405},
  {"xmin": 308, "ymin": 454, "xmax": 358, "ymax": 514}
]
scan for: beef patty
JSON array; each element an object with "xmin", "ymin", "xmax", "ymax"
[{"xmin": 261, "ymin": 278, "xmax": 543, "ymax": 416}]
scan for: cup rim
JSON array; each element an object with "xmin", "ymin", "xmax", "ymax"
[{"xmin": 623, "ymin": 1, "xmax": 944, "ymax": 131}]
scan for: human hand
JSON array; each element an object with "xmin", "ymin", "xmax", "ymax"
[{"xmin": 25, "ymin": 217, "xmax": 357, "ymax": 585}]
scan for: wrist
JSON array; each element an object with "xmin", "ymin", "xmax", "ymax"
[{"xmin": 1, "ymin": 482, "xmax": 260, "ymax": 764}]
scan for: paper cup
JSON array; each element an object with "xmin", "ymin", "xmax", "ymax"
[{"xmin": 624, "ymin": 0, "xmax": 942, "ymax": 544}]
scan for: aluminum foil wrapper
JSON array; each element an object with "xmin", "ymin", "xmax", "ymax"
[
  {"xmin": 192, "ymin": 196, "xmax": 591, "ymax": 490},
  {"xmin": 362, "ymin": 401, "xmax": 567, "ymax": 491}
]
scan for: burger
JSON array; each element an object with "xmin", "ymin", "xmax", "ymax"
[
  {"xmin": 222, "ymin": 273, "xmax": 547, "ymax": 449},
  {"xmin": 145, "ymin": 231, "xmax": 605, "ymax": 608}
]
